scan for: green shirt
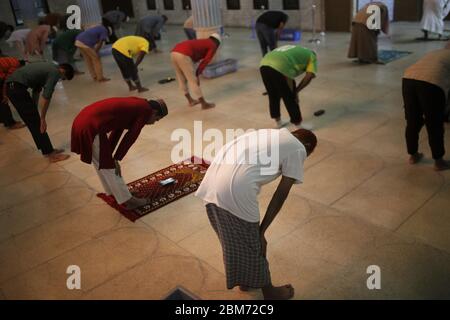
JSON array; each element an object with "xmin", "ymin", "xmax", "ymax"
[
  {"xmin": 7, "ymin": 62, "xmax": 61, "ymax": 100},
  {"xmin": 53, "ymin": 29, "xmax": 82, "ymax": 55},
  {"xmin": 260, "ymin": 45, "xmax": 318, "ymax": 79}
]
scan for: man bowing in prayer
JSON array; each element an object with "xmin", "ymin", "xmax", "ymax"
[
  {"xmin": 348, "ymin": 2, "xmax": 389, "ymax": 64},
  {"xmin": 71, "ymin": 97, "xmax": 168, "ymax": 210},
  {"xmin": 196, "ymin": 128, "xmax": 317, "ymax": 300},
  {"xmin": 420, "ymin": 0, "xmax": 450, "ymax": 40}
]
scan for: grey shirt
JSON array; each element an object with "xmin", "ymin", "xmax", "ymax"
[
  {"xmin": 7, "ymin": 62, "xmax": 61, "ymax": 100},
  {"xmin": 103, "ymin": 10, "xmax": 126, "ymax": 28},
  {"xmin": 136, "ymin": 15, "xmax": 165, "ymax": 36}
]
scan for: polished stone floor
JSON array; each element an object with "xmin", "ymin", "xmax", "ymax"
[{"xmin": 0, "ymin": 22, "xmax": 449, "ymax": 300}]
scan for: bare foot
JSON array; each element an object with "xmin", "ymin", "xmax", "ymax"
[
  {"xmin": 98, "ymin": 78, "xmax": 111, "ymax": 82},
  {"xmin": 434, "ymin": 159, "xmax": 450, "ymax": 171},
  {"xmin": 189, "ymin": 99, "xmax": 200, "ymax": 107},
  {"xmin": 202, "ymin": 102, "xmax": 215, "ymax": 110},
  {"xmin": 8, "ymin": 122, "xmax": 26, "ymax": 130},
  {"xmin": 48, "ymin": 153, "xmax": 70, "ymax": 163},
  {"xmin": 262, "ymin": 284, "xmax": 294, "ymax": 300},
  {"xmin": 124, "ymin": 197, "xmax": 151, "ymax": 210},
  {"xmin": 409, "ymin": 153, "xmax": 424, "ymax": 165},
  {"xmin": 138, "ymin": 87, "xmax": 149, "ymax": 93}
]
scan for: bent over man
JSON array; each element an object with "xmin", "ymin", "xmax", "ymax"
[
  {"xmin": 196, "ymin": 128, "xmax": 317, "ymax": 300},
  {"xmin": 71, "ymin": 97, "xmax": 169, "ymax": 210}
]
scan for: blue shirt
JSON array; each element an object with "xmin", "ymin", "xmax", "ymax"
[{"xmin": 76, "ymin": 26, "xmax": 108, "ymax": 48}]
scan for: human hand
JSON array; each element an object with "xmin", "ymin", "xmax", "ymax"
[
  {"xmin": 260, "ymin": 233, "xmax": 267, "ymax": 258},
  {"xmin": 40, "ymin": 119, "xmax": 47, "ymax": 133},
  {"xmin": 115, "ymin": 160, "xmax": 122, "ymax": 177}
]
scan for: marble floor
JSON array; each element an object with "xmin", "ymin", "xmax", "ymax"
[{"xmin": 0, "ymin": 22, "xmax": 450, "ymax": 300}]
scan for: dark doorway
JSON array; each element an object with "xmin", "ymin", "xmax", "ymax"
[
  {"xmin": 394, "ymin": 0, "xmax": 423, "ymax": 21},
  {"xmin": 101, "ymin": 0, "xmax": 135, "ymax": 18},
  {"xmin": 324, "ymin": 0, "xmax": 352, "ymax": 32}
]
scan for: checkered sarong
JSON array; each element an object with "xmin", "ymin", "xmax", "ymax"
[{"xmin": 206, "ymin": 203, "xmax": 271, "ymax": 289}]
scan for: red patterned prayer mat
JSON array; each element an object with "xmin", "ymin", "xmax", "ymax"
[{"xmin": 97, "ymin": 157, "xmax": 210, "ymax": 222}]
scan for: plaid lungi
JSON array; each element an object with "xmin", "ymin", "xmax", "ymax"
[{"xmin": 206, "ymin": 203, "xmax": 271, "ymax": 289}]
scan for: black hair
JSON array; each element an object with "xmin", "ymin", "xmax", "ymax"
[
  {"xmin": 162, "ymin": 15, "xmax": 168, "ymax": 22},
  {"xmin": 59, "ymin": 63, "xmax": 75, "ymax": 80},
  {"xmin": 7, "ymin": 25, "xmax": 14, "ymax": 32},
  {"xmin": 148, "ymin": 99, "xmax": 168, "ymax": 118},
  {"xmin": 19, "ymin": 59, "xmax": 26, "ymax": 66}
]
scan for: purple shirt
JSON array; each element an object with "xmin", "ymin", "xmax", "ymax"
[{"xmin": 76, "ymin": 26, "xmax": 108, "ymax": 48}]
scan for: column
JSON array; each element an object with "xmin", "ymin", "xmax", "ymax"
[
  {"xmin": 77, "ymin": 0, "xmax": 102, "ymax": 28},
  {"xmin": 191, "ymin": 0, "xmax": 222, "ymax": 39}
]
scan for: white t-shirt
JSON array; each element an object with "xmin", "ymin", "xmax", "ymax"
[{"xmin": 196, "ymin": 128, "xmax": 306, "ymax": 223}]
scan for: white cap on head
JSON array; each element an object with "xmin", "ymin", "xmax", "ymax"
[{"xmin": 210, "ymin": 33, "xmax": 221, "ymax": 44}]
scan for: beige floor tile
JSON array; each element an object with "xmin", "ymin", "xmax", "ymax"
[
  {"xmin": 397, "ymin": 183, "xmax": 450, "ymax": 254},
  {"xmin": 0, "ymin": 203, "xmax": 121, "ymax": 283},
  {"xmin": 295, "ymin": 150, "xmax": 385, "ymax": 205},
  {"xmin": 0, "ymin": 171, "xmax": 72, "ymax": 211},
  {"xmin": 333, "ymin": 165, "xmax": 445, "ymax": 229},
  {"xmin": 318, "ymin": 242, "xmax": 450, "ymax": 299},
  {"xmin": 140, "ymin": 196, "xmax": 209, "ymax": 243},
  {"xmin": 0, "ymin": 187, "xmax": 94, "ymax": 242},
  {"xmin": 1, "ymin": 225, "xmax": 159, "ymax": 299}
]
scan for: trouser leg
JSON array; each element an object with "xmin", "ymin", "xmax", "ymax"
[
  {"xmin": 418, "ymin": 82, "xmax": 446, "ymax": 160},
  {"xmin": 403, "ymin": 79, "xmax": 425, "ymax": 156},
  {"xmin": 91, "ymin": 136, "xmax": 132, "ymax": 204},
  {"xmin": 6, "ymin": 83, "xmax": 54, "ymax": 154}
]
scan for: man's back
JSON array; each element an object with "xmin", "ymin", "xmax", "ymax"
[{"xmin": 196, "ymin": 128, "xmax": 306, "ymax": 223}]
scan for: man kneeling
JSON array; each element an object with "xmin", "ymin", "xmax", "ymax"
[
  {"xmin": 71, "ymin": 97, "xmax": 168, "ymax": 210},
  {"xmin": 196, "ymin": 128, "xmax": 317, "ymax": 300}
]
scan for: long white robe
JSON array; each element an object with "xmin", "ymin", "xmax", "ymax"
[{"xmin": 421, "ymin": 0, "xmax": 450, "ymax": 35}]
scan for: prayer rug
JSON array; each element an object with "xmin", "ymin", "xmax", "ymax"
[
  {"xmin": 97, "ymin": 157, "xmax": 210, "ymax": 222},
  {"xmin": 378, "ymin": 50, "xmax": 412, "ymax": 64}
]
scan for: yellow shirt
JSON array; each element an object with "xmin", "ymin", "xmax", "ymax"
[{"xmin": 112, "ymin": 36, "xmax": 150, "ymax": 58}]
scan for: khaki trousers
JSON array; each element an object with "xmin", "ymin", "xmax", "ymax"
[
  {"xmin": 76, "ymin": 40, "xmax": 104, "ymax": 81},
  {"xmin": 171, "ymin": 52, "xmax": 203, "ymax": 99}
]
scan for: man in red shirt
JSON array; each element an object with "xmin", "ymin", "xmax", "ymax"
[
  {"xmin": 171, "ymin": 34, "xmax": 221, "ymax": 109},
  {"xmin": 71, "ymin": 97, "xmax": 169, "ymax": 210},
  {"xmin": 0, "ymin": 56, "xmax": 25, "ymax": 130}
]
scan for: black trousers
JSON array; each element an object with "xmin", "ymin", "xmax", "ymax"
[
  {"xmin": 255, "ymin": 23, "xmax": 276, "ymax": 56},
  {"xmin": 0, "ymin": 80, "xmax": 17, "ymax": 127},
  {"xmin": 112, "ymin": 49, "xmax": 139, "ymax": 82},
  {"xmin": 403, "ymin": 78, "xmax": 446, "ymax": 160},
  {"xmin": 6, "ymin": 82, "xmax": 54, "ymax": 155},
  {"xmin": 260, "ymin": 66, "xmax": 302, "ymax": 125}
]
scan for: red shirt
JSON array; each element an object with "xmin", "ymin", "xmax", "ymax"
[
  {"xmin": 71, "ymin": 97, "xmax": 153, "ymax": 169},
  {"xmin": 0, "ymin": 57, "xmax": 21, "ymax": 98},
  {"xmin": 172, "ymin": 38, "xmax": 218, "ymax": 76},
  {"xmin": 0, "ymin": 57, "xmax": 21, "ymax": 80}
]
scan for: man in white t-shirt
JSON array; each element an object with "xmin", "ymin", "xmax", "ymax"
[{"xmin": 196, "ymin": 128, "xmax": 317, "ymax": 300}]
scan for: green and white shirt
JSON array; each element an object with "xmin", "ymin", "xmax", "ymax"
[{"xmin": 260, "ymin": 45, "xmax": 317, "ymax": 79}]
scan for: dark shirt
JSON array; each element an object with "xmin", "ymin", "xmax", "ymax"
[
  {"xmin": 256, "ymin": 11, "xmax": 289, "ymax": 29},
  {"xmin": 7, "ymin": 62, "xmax": 61, "ymax": 100},
  {"xmin": 53, "ymin": 29, "xmax": 82, "ymax": 55}
]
